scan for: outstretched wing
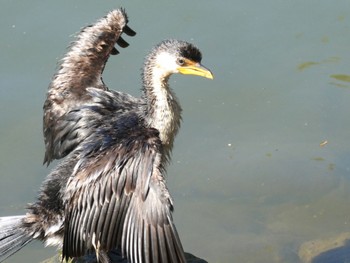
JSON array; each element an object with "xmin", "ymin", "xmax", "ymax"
[
  {"xmin": 43, "ymin": 8, "xmax": 136, "ymax": 165},
  {"xmin": 62, "ymin": 124, "xmax": 186, "ymax": 263}
]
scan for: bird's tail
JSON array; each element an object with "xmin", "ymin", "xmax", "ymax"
[{"xmin": 0, "ymin": 215, "xmax": 32, "ymax": 262}]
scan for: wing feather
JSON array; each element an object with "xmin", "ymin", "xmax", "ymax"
[
  {"xmin": 84, "ymin": 204, "xmax": 96, "ymax": 250},
  {"xmin": 137, "ymin": 220, "xmax": 143, "ymax": 263},
  {"xmin": 150, "ymin": 224, "xmax": 159, "ymax": 262},
  {"xmin": 78, "ymin": 205, "xmax": 89, "ymax": 254},
  {"xmin": 123, "ymin": 25, "xmax": 136, "ymax": 36},
  {"xmin": 88, "ymin": 205, "xmax": 100, "ymax": 250},
  {"xmin": 113, "ymin": 195, "xmax": 130, "ymax": 247},
  {"xmin": 105, "ymin": 195, "xmax": 119, "ymax": 248},
  {"xmin": 157, "ymin": 225, "xmax": 168, "ymax": 262},
  {"xmin": 120, "ymin": 162, "xmax": 187, "ymax": 263},
  {"xmin": 142, "ymin": 222, "xmax": 151, "ymax": 263},
  {"xmin": 43, "ymin": 8, "xmax": 136, "ymax": 165},
  {"xmin": 95, "ymin": 200, "xmax": 109, "ymax": 246},
  {"xmin": 116, "ymin": 36, "xmax": 130, "ymax": 48},
  {"xmin": 62, "ymin": 126, "xmax": 185, "ymax": 263},
  {"xmin": 100, "ymin": 193, "xmax": 115, "ymax": 248},
  {"xmin": 71, "ymin": 208, "xmax": 81, "ymax": 256}
]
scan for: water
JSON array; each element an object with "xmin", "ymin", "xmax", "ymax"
[{"xmin": 1, "ymin": 1, "xmax": 350, "ymax": 262}]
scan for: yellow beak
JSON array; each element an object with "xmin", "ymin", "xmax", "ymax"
[{"xmin": 178, "ymin": 63, "xmax": 214, "ymax": 80}]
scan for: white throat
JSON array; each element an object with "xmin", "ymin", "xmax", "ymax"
[{"xmin": 145, "ymin": 52, "xmax": 182, "ymax": 150}]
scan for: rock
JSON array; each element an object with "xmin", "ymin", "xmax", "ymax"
[
  {"xmin": 298, "ymin": 232, "xmax": 350, "ymax": 263},
  {"xmin": 42, "ymin": 250, "xmax": 207, "ymax": 263}
]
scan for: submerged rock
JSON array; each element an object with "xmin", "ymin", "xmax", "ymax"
[{"xmin": 298, "ymin": 232, "xmax": 350, "ymax": 263}]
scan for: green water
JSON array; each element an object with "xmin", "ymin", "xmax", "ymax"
[{"xmin": 1, "ymin": 1, "xmax": 350, "ymax": 262}]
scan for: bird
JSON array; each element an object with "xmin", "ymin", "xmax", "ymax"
[{"xmin": 0, "ymin": 8, "xmax": 213, "ymax": 263}]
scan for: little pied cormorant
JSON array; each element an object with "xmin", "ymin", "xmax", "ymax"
[{"xmin": 0, "ymin": 8, "xmax": 213, "ymax": 263}]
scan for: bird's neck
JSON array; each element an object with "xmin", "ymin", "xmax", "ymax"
[{"xmin": 142, "ymin": 67, "xmax": 182, "ymax": 159}]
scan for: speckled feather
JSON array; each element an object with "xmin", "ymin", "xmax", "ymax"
[
  {"xmin": 43, "ymin": 9, "xmax": 136, "ymax": 165},
  {"xmin": 60, "ymin": 114, "xmax": 185, "ymax": 262},
  {"xmin": 0, "ymin": 7, "xmax": 210, "ymax": 263}
]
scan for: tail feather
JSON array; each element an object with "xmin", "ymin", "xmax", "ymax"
[{"xmin": 0, "ymin": 215, "xmax": 32, "ymax": 262}]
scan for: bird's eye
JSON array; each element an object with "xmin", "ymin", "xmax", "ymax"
[{"xmin": 177, "ymin": 58, "xmax": 185, "ymax": 65}]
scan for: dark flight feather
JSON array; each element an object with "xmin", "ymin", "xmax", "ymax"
[{"xmin": 43, "ymin": 9, "xmax": 136, "ymax": 165}]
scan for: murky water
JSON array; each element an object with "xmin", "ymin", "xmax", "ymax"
[{"xmin": 1, "ymin": 1, "xmax": 350, "ymax": 262}]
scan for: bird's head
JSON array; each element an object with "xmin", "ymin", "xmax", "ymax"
[{"xmin": 145, "ymin": 39, "xmax": 214, "ymax": 80}]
